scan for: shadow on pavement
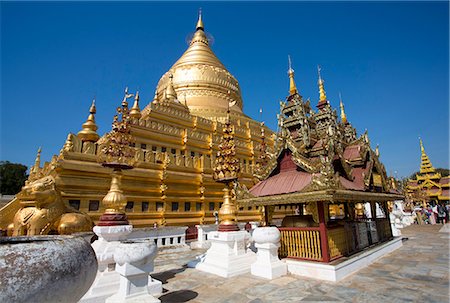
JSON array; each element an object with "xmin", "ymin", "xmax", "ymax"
[
  {"xmin": 159, "ymin": 290, "xmax": 198, "ymax": 302},
  {"xmin": 152, "ymin": 265, "xmax": 187, "ymax": 284}
]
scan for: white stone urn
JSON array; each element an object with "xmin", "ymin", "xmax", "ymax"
[
  {"xmin": 251, "ymin": 227, "xmax": 287, "ymax": 279},
  {"xmin": 0, "ymin": 235, "xmax": 98, "ymax": 302},
  {"xmin": 252, "ymin": 226, "xmax": 281, "ymax": 244}
]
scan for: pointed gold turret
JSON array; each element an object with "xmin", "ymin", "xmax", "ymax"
[
  {"xmin": 130, "ymin": 91, "xmax": 142, "ymax": 119},
  {"xmin": 29, "ymin": 147, "xmax": 42, "ymax": 182},
  {"xmin": 339, "ymin": 93, "xmax": 348, "ymax": 124},
  {"xmin": 164, "ymin": 74, "xmax": 178, "ymax": 102},
  {"xmin": 419, "ymin": 138, "xmax": 436, "ymax": 174},
  {"xmin": 30, "ymin": 147, "xmax": 42, "ymax": 174},
  {"xmin": 318, "ymin": 66, "xmax": 327, "ymax": 102},
  {"xmin": 287, "ymin": 55, "xmax": 298, "ymax": 95},
  {"xmin": 77, "ymin": 99, "xmax": 100, "ymax": 142}
]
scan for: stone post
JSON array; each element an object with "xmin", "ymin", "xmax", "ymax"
[
  {"xmin": 106, "ymin": 240, "xmax": 160, "ymax": 303},
  {"xmin": 251, "ymin": 227, "xmax": 287, "ymax": 279}
]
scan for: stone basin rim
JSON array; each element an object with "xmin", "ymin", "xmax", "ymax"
[{"xmin": 0, "ymin": 235, "xmax": 80, "ymax": 244}]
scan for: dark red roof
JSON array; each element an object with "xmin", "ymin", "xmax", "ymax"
[
  {"xmin": 343, "ymin": 145, "xmax": 361, "ymax": 160},
  {"xmin": 441, "ymin": 189, "xmax": 449, "ymax": 198},
  {"xmin": 340, "ymin": 176, "xmax": 364, "ymax": 190},
  {"xmin": 250, "ymin": 170, "xmax": 312, "ymax": 197}
]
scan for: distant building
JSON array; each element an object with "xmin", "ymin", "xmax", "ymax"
[{"xmin": 406, "ymin": 139, "xmax": 449, "ymax": 205}]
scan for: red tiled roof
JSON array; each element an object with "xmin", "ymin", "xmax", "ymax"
[
  {"xmin": 340, "ymin": 176, "xmax": 365, "ymax": 190},
  {"xmin": 343, "ymin": 145, "xmax": 361, "ymax": 160},
  {"xmin": 250, "ymin": 170, "xmax": 312, "ymax": 197},
  {"xmin": 408, "ymin": 181, "xmax": 418, "ymax": 187},
  {"xmin": 428, "ymin": 188, "xmax": 440, "ymax": 194},
  {"xmin": 439, "ymin": 177, "xmax": 450, "ymax": 185},
  {"xmin": 441, "ymin": 189, "xmax": 449, "ymax": 198},
  {"xmin": 350, "ymin": 167, "xmax": 368, "ymax": 189}
]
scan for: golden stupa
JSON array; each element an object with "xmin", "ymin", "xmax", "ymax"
[
  {"xmin": 0, "ymin": 13, "xmax": 289, "ymax": 234},
  {"xmin": 154, "ymin": 12, "xmax": 243, "ymax": 120}
]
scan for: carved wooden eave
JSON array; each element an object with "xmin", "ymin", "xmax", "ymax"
[
  {"xmin": 253, "ymin": 135, "xmax": 314, "ymax": 180},
  {"xmin": 238, "ymin": 189, "xmax": 405, "ymax": 207}
]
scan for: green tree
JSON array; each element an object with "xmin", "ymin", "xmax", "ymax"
[{"xmin": 0, "ymin": 161, "xmax": 28, "ymax": 195}]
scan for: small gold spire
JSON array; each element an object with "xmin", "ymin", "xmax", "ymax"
[
  {"xmin": 318, "ymin": 65, "xmax": 327, "ymax": 103},
  {"xmin": 130, "ymin": 91, "xmax": 141, "ymax": 119},
  {"xmin": 375, "ymin": 144, "xmax": 380, "ymax": 157},
  {"xmin": 339, "ymin": 93, "xmax": 348, "ymax": 124},
  {"xmin": 164, "ymin": 73, "xmax": 178, "ymax": 102},
  {"xmin": 31, "ymin": 147, "xmax": 42, "ymax": 172},
  {"xmin": 419, "ymin": 138, "xmax": 436, "ymax": 174},
  {"xmin": 29, "ymin": 147, "xmax": 42, "ymax": 181},
  {"xmin": 287, "ymin": 55, "xmax": 298, "ymax": 95},
  {"xmin": 196, "ymin": 8, "xmax": 204, "ymax": 31},
  {"xmin": 77, "ymin": 99, "xmax": 100, "ymax": 142}
]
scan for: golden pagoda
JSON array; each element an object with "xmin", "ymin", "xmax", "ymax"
[
  {"xmin": 406, "ymin": 139, "xmax": 449, "ymax": 205},
  {"xmin": 1, "ymin": 13, "xmax": 289, "ymax": 233}
]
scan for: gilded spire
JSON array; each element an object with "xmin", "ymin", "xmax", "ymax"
[
  {"xmin": 318, "ymin": 65, "xmax": 327, "ymax": 102},
  {"xmin": 30, "ymin": 147, "xmax": 41, "ymax": 173},
  {"xmin": 287, "ymin": 55, "xmax": 298, "ymax": 95},
  {"xmin": 130, "ymin": 91, "xmax": 142, "ymax": 119},
  {"xmin": 339, "ymin": 93, "xmax": 348, "ymax": 124},
  {"xmin": 29, "ymin": 147, "xmax": 42, "ymax": 181},
  {"xmin": 164, "ymin": 73, "xmax": 178, "ymax": 102},
  {"xmin": 419, "ymin": 138, "xmax": 436, "ymax": 174},
  {"xmin": 77, "ymin": 99, "xmax": 100, "ymax": 142},
  {"xmin": 191, "ymin": 10, "xmax": 208, "ymax": 46},
  {"xmin": 196, "ymin": 8, "xmax": 204, "ymax": 31}
]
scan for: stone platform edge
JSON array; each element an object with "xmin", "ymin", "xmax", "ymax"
[{"xmin": 285, "ymin": 237, "xmax": 403, "ymax": 282}]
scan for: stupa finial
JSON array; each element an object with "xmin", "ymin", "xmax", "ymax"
[
  {"xmin": 196, "ymin": 8, "xmax": 204, "ymax": 31},
  {"xmin": 165, "ymin": 73, "xmax": 178, "ymax": 102},
  {"xmin": 317, "ymin": 65, "xmax": 327, "ymax": 103},
  {"xmin": 77, "ymin": 98, "xmax": 100, "ymax": 142},
  {"xmin": 130, "ymin": 91, "xmax": 141, "ymax": 119},
  {"xmin": 339, "ymin": 92, "xmax": 348, "ymax": 124},
  {"xmin": 287, "ymin": 55, "xmax": 298, "ymax": 95}
]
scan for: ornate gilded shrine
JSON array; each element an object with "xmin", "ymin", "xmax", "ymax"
[
  {"xmin": 406, "ymin": 139, "xmax": 449, "ymax": 205},
  {"xmin": 0, "ymin": 14, "xmax": 287, "ymax": 233},
  {"xmin": 238, "ymin": 64, "xmax": 403, "ymax": 263}
]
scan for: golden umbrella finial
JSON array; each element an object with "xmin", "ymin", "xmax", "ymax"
[
  {"xmin": 213, "ymin": 103, "xmax": 240, "ymax": 232},
  {"xmin": 287, "ymin": 55, "xmax": 298, "ymax": 95}
]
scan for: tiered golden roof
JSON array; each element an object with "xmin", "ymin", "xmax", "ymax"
[{"xmin": 154, "ymin": 12, "xmax": 243, "ymax": 119}]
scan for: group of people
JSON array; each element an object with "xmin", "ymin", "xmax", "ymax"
[{"xmin": 414, "ymin": 202, "xmax": 449, "ymax": 225}]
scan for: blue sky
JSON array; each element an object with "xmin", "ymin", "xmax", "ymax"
[{"xmin": 1, "ymin": 1, "xmax": 449, "ymax": 179}]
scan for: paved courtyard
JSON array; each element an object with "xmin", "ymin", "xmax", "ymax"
[{"xmin": 152, "ymin": 224, "xmax": 449, "ymax": 303}]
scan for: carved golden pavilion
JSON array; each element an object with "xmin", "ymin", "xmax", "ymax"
[{"xmin": 237, "ymin": 64, "xmax": 403, "ymax": 263}]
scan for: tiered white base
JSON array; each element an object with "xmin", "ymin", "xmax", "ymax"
[
  {"xmin": 286, "ymin": 237, "xmax": 403, "ymax": 282},
  {"xmin": 195, "ymin": 230, "xmax": 256, "ymax": 278}
]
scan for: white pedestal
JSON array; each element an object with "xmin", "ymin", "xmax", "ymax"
[
  {"xmin": 80, "ymin": 225, "xmax": 163, "ymax": 302},
  {"xmin": 195, "ymin": 230, "xmax": 256, "ymax": 278},
  {"xmin": 106, "ymin": 240, "xmax": 160, "ymax": 303},
  {"xmin": 251, "ymin": 242, "xmax": 287, "ymax": 279},
  {"xmin": 250, "ymin": 227, "xmax": 287, "ymax": 280}
]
